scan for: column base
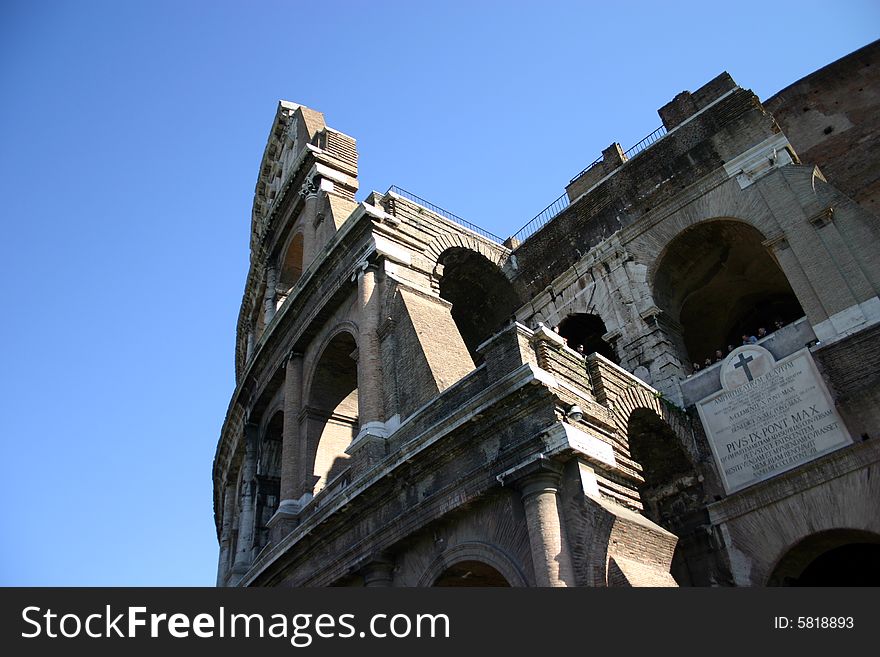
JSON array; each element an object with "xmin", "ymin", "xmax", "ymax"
[
  {"xmin": 266, "ymin": 499, "xmax": 305, "ymax": 544},
  {"xmin": 346, "ymin": 421, "xmax": 389, "ymax": 455}
]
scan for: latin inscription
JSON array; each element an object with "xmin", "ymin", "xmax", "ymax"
[{"xmin": 697, "ymin": 349, "xmax": 851, "ymax": 493}]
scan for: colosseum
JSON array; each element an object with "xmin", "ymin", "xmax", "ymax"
[{"xmin": 213, "ymin": 41, "xmax": 880, "ymax": 587}]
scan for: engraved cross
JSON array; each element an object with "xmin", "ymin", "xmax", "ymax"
[{"xmin": 733, "ymin": 353, "xmax": 755, "ymax": 381}]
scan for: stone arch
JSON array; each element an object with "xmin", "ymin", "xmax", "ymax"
[
  {"xmin": 254, "ymin": 410, "xmax": 283, "ymax": 552},
  {"xmin": 224, "ymin": 449, "xmax": 247, "ymax": 575},
  {"xmin": 627, "ymin": 408, "xmax": 695, "ymax": 492},
  {"xmin": 767, "ymin": 528, "xmax": 880, "ymax": 586},
  {"xmin": 605, "ymin": 384, "xmax": 695, "ymax": 457},
  {"xmin": 609, "ymin": 386, "xmax": 717, "ymax": 586},
  {"xmin": 423, "ymin": 232, "xmax": 508, "ymax": 270},
  {"xmin": 435, "ymin": 246, "xmax": 521, "ymax": 363},
  {"xmin": 418, "ymin": 542, "xmax": 528, "ymax": 587},
  {"xmin": 277, "ymin": 231, "xmax": 305, "ymax": 300},
  {"xmin": 651, "ymin": 218, "xmax": 804, "ymax": 366},
  {"xmin": 302, "ymin": 321, "xmax": 360, "ymax": 397},
  {"xmin": 558, "ymin": 312, "xmax": 618, "ymax": 362},
  {"xmin": 222, "ymin": 414, "xmax": 251, "ymax": 547},
  {"xmin": 303, "ymin": 328, "xmax": 359, "ymax": 495}
]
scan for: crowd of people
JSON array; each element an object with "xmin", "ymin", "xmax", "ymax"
[
  {"xmin": 547, "ymin": 317, "xmax": 793, "ymax": 376},
  {"xmin": 690, "ymin": 318, "xmax": 788, "ymax": 374}
]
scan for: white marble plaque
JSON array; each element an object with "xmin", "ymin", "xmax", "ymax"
[
  {"xmin": 554, "ymin": 423, "xmax": 616, "ymax": 468},
  {"xmin": 697, "ymin": 346, "xmax": 851, "ymax": 494}
]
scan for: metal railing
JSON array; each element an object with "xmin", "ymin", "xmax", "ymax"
[
  {"xmin": 509, "ymin": 191, "xmax": 570, "ymax": 244},
  {"xmin": 623, "ymin": 125, "xmax": 666, "ymax": 160},
  {"xmin": 510, "ymin": 124, "xmax": 668, "ymax": 246},
  {"xmin": 570, "ymin": 156, "xmax": 603, "ymax": 185},
  {"xmin": 388, "ymin": 185, "xmax": 503, "ymax": 244}
]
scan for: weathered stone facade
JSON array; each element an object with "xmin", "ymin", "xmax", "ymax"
[{"xmin": 214, "ymin": 42, "xmax": 880, "ymax": 587}]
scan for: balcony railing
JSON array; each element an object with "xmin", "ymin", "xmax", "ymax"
[
  {"xmin": 509, "ymin": 192, "xmax": 571, "ymax": 244},
  {"xmin": 388, "ymin": 185, "xmax": 503, "ymax": 244},
  {"xmin": 510, "ymin": 125, "xmax": 668, "ymax": 246}
]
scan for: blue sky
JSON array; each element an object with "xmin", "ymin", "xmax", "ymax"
[{"xmin": 0, "ymin": 1, "xmax": 876, "ymax": 586}]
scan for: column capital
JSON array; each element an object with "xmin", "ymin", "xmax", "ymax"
[
  {"xmin": 497, "ymin": 456, "xmax": 564, "ymax": 492},
  {"xmin": 299, "ymin": 176, "xmax": 320, "ymax": 199},
  {"xmin": 516, "ymin": 470, "xmax": 565, "ymax": 502},
  {"xmin": 356, "ymin": 259, "xmax": 380, "ymax": 276},
  {"xmin": 361, "ymin": 554, "xmax": 395, "ymax": 587}
]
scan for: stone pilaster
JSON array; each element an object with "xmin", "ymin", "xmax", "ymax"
[
  {"xmin": 357, "ymin": 263, "xmax": 383, "ymax": 423},
  {"xmin": 357, "ymin": 263, "xmax": 384, "ymax": 424},
  {"xmin": 268, "ymin": 351, "xmax": 304, "ymax": 543},
  {"xmin": 516, "ymin": 464, "xmax": 575, "ymax": 587},
  {"xmin": 348, "ymin": 262, "xmax": 387, "ymax": 463},
  {"xmin": 215, "ymin": 483, "xmax": 236, "ymax": 586},
  {"xmin": 230, "ymin": 423, "xmax": 259, "ymax": 583},
  {"xmin": 245, "ymin": 323, "xmax": 255, "ymax": 361},
  {"xmin": 263, "ymin": 265, "xmax": 278, "ymax": 327},
  {"xmin": 300, "ymin": 177, "xmax": 319, "ymax": 269}
]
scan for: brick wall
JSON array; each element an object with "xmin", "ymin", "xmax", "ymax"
[{"xmin": 765, "ymin": 40, "xmax": 880, "ymax": 214}]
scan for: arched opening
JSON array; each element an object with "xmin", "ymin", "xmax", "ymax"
[
  {"xmin": 254, "ymin": 411, "xmax": 283, "ymax": 551},
  {"xmin": 558, "ymin": 313, "xmax": 618, "ymax": 363},
  {"xmin": 432, "ymin": 560, "xmax": 511, "ymax": 587},
  {"xmin": 627, "ymin": 409, "xmax": 696, "ymax": 522},
  {"xmin": 627, "ymin": 408, "xmax": 704, "ymax": 586},
  {"xmin": 768, "ymin": 529, "xmax": 880, "ymax": 586},
  {"xmin": 278, "ymin": 232, "xmax": 304, "ymax": 304},
  {"xmin": 653, "ymin": 220, "xmax": 804, "ymax": 367},
  {"xmin": 437, "ymin": 248, "xmax": 520, "ymax": 364},
  {"xmin": 306, "ymin": 331, "xmax": 358, "ymax": 495}
]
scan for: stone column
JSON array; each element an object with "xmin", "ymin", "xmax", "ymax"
[
  {"xmin": 362, "ymin": 556, "xmax": 395, "ymax": 587},
  {"xmin": 215, "ymin": 483, "xmax": 236, "ymax": 586},
  {"xmin": 230, "ymin": 423, "xmax": 258, "ymax": 583},
  {"xmin": 300, "ymin": 178, "xmax": 319, "ymax": 269},
  {"xmin": 347, "ymin": 262, "xmax": 387, "ymax": 467},
  {"xmin": 263, "ymin": 265, "xmax": 278, "ymax": 327},
  {"xmin": 766, "ymin": 236, "xmax": 824, "ymax": 328},
  {"xmin": 812, "ymin": 211, "xmax": 878, "ymax": 305},
  {"xmin": 245, "ymin": 322, "xmax": 255, "ymax": 362},
  {"xmin": 268, "ymin": 351, "xmax": 304, "ymax": 542},
  {"xmin": 280, "ymin": 351, "xmax": 303, "ymax": 502},
  {"xmin": 517, "ymin": 468, "xmax": 575, "ymax": 587},
  {"xmin": 356, "ymin": 263, "xmax": 384, "ymax": 429}
]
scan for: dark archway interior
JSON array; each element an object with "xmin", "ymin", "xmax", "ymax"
[
  {"xmin": 796, "ymin": 544, "xmax": 880, "ymax": 585},
  {"xmin": 653, "ymin": 221, "xmax": 804, "ymax": 365},
  {"xmin": 627, "ymin": 409, "xmax": 703, "ymax": 586},
  {"xmin": 438, "ymin": 248, "xmax": 521, "ymax": 364},
  {"xmin": 307, "ymin": 332, "xmax": 358, "ymax": 493},
  {"xmin": 627, "ymin": 409, "xmax": 694, "ymax": 488},
  {"xmin": 432, "ymin": 560, "xmax": 511, "ymax": 587},
  {"xmin": 255, "ymin": 411, "xmax": 283, "ymax": 550},
  {"xmin": 769, "ymin": 529, "xmax": 880, "ymax": 586},
  {"xmin": 279, "ymin": 232, "xmax": 304, "ymax": 293},
  {"xmin": 559, "ymin": 313, "xmax": 618, "ymax": 363},
  {"xmin": 251, "ymin": 285, "xmax": 266, "ymax": 342},
  {"xmin": 309, "ymin": 332, "xmax": 358, "ymax": 414}
]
